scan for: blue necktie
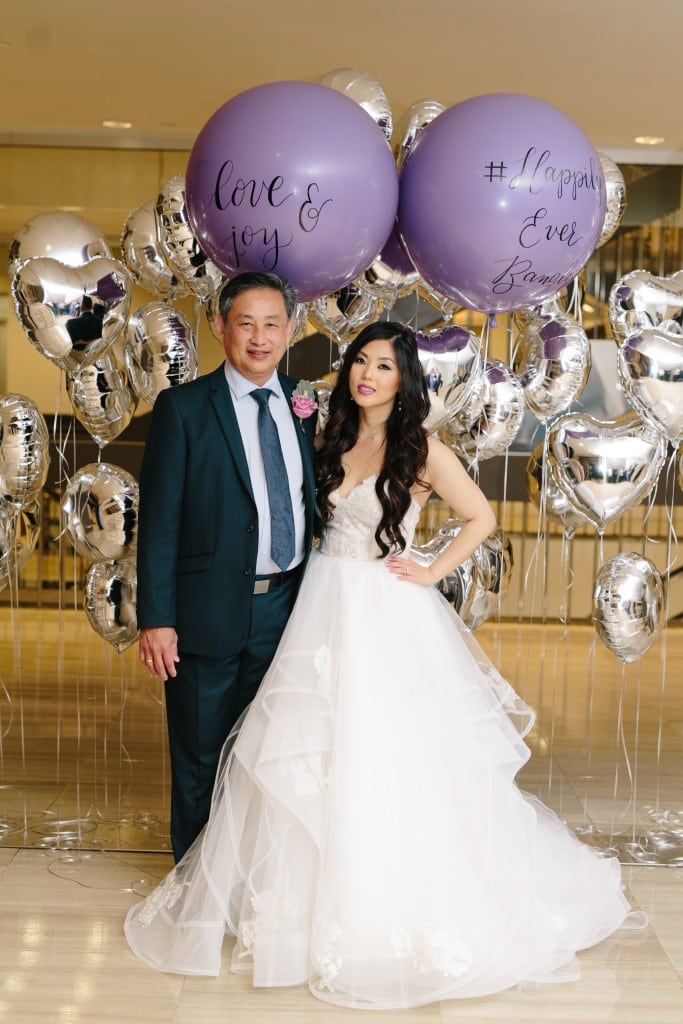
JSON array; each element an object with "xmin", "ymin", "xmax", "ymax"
[{"xmin": 251, "ymin": 388, "xmax": 295, "ymax": 571}]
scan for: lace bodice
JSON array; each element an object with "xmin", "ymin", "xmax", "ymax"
[{"xmin": 319, "ymin": 475, "xmax": 421, "ymax": 561}]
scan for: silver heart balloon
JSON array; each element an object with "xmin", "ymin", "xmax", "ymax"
[
  {"xmin": 309, "ymin": 281, "xmax": 383, "ymax": 347},
  {"xmin": 429, "ymin": 518, "xmax": 513, "ymax": 627},
  {"xmin": 359, "ymin": 223, "xmax": 420, "ymax": 304},
  {"xmin": 11, "ymin": 256, "xmax": 132, "ymax": 371},
  {"xmin": 0, "ymin": 499, "xmax": 41, "ymax": 591},
  {"xmin": 513, "ymin": 313, "xmax": 591, "ymax": 421},
  {"xmin": 593, "ymin": 552, "xmax": 664, "ymax": 663},
  {"xmin": 608, "ymin": 269, "xmax": 683, "ymax": 345},
  {"xmin": 417, "ymin": 324, "xmax": 482, "ymax": 430},
  {"xmin": 412, "ymin": 532, "xmax": 479, "ymax": 621},
  {"xmin": 120, "ymin": 200, "xmax": 185, "ymax": 300},
  {"xmin": 548, "ymin": 411, "xmax": 667, "ymax": 532},
  {"xmin": 526, "ymin": 441, "xmax": 590, "ymax": 537},
  {"xmin": 66, "ymin": 350, "xmax": 139, "ymax": 448},
  {"xmin": 617, "ymin": 327, "xmax": 683, "ymax": 443},
  {"xmin": 84, "ymin": 557, "xmax": 138, "ymax": 653},
  {"xmin": 0, "ymin": 394, "xmax": 50, "ymax": 507},
  {"xmin": 8, "ymin": 211, "xmax": 111, "ymax": 277},
  {"xmin": 124, "ymin": 302, "xmax": 198, "ymax": 406},
  {"xmin": 155, "ymin": 177, "xmax": 224, "ymax": 300},
  {"xmin": 318, "ymin": 67, "xmax": 393, "ymax": 143},
  {"xmin": 61, "ymin": 462, "xmax": 138, "ymax": 563},
  {"xmin": 596, "ymin": 152, "xmax": 627, "ymax": 248},
  {"xmin": 393, "ymin": 98, "xmax": 446, "ymax": 173},
  {"xmin": 443, "ymin": 359, "xmax": 524, "ymax": 464}
]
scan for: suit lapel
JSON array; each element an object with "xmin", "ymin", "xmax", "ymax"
[{"xmin": 208, "ymin": 365, "xmax": 255, "ymax": 501}]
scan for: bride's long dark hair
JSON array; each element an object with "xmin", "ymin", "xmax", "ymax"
[{"xmin": 316, "ymin": 321, "xmax": 431, "ymax": 557}]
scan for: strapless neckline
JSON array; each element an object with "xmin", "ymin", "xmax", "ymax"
[{"xmin": 333, "ymin": 474, "xmax": 378, "ymax": 502}]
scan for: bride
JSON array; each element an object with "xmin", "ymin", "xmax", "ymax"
[{"xmin": 125, "ymin": 320, "xmax": 637, "ymax": 1010}]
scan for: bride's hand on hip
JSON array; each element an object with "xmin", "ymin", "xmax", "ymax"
[{"xmin": 385, "ymin": 556, "xmax": 435, "ymax": 587}]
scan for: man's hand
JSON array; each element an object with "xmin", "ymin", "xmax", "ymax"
[{"xmin": 139, "ymin": 627, "xmax": 179, "ymax": 681}]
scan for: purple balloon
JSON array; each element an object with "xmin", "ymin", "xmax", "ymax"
[
  {"xmin": 398, "ymin": 93, "xmax": 605, "ymax": 314},
  {"xmin": 185, "ymin": 81, "xmax": 398, "ymax": 301}
]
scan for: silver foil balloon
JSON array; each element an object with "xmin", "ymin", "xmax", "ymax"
[
  {"xmin": 617, "ymin": 327, "xmax": 683, "ymax": 443},
  {"xmin": 548, "ymin": 411, "xmax": 667, "ymax": 532},
  {"xmin": 318, "ymin": 67, "xmax": 393, "ymax": 143},
  {"xmin": 443, "ymin": 359, "xmax": 524, "ymax": 464},
  {"xmin": 596, "ymin": 152, "xmax": 627, "ymax": 248},
  {"xmin": 66, "ymin": 350, "xmax": 138, "ymax": 448},
  {"xmin": 120, "ymin": 200, "xmax": 184, "ymax": 300},
  {"xmin": 393, "ymin": 98, "xmax": 446, "ymax": 173},
  {"xmin": 412, "ymin": 533, "xmax": 479, "ymax": 622},
  {"xmin": 155, "ymin": 176, "xmax": 224, "ymax": 300},
  {"xmin": 309, "ymin": 281, "xmax": 382, "ymax": 347},
  {"xmin": 430, "ymin": 518, "xmax": 513, "ymax": 628},
  {"xmin": 592, "ymin": 552, "xmax": 664, "ymax": 663},
  {"xmin": 0, "ymin": 499, "xmax": 41, "ymax": 591},
  {"xmin": 526, "ymin": 441, "xmax": 590, "ymax": 537},
  {"xmin": 310, "ymin": 377, "xmax": 334, "ymax": 433},
  {"xmin": 8, "ymin": 211, "xmax": 111, "ymax": 277},
  {"xmin": 608, "ymin": 269, "xmax": 683, "ymax": 345},
  {"xmin": 61, "ymin": 462, "xmax": 138, "ymax": 563},
  {"xmin": 84, "ymin": 557, "xmax": 138, "ymax": 653},
  {"xmin": 11, "ymin": 256, "xmax": 132, "ymax": 371},
  {"xmin": 513, "ymin": 313, "xmax": 591, "ymax": 421},
  {"xmin": 417, "ymin": 324, "xmax": 482, "ymax": 430},
  {"xmin": 124, "ymin": 302, "xmax": 198, "ymax": 406},
  {"xmin": 359, "ymin": 223, "xmax": 420, "ymax": 304},
  {"xmin": 0, "ymin": 394, "xmax": 50, "ymax": 507}
]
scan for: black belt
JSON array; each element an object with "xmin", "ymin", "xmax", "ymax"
[{"xmin": 252, "ymin": 566, "xmax": 301, "ymax": 595}]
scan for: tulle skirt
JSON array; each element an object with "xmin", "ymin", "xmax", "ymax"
[{"xmin": 125, "ymin": 549, "xmax": 635, "ymax": 1009}]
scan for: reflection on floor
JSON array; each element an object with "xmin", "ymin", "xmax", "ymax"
[{"xmin": 0, "ymin": 609, "xmax": 682, "ymax": 1021}]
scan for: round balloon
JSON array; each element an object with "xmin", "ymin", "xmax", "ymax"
[
  {"xmin": 399, "ymin": 93, "xmax": 605, "ymax": 313},
  {"xmin": 185, "ymin": 81, "xmax": 398, "ymax": 301},
  {"xmin": 84, "ymin": 557, "xmax": 138, "ymax": 652},
  {"xmin": 0, "ymin": 500, "xmax": 41, "ymax": 592},
  {"xmin": 120, "ymin": 200, "xmax": 184, "ymax": 299},
  {"xmin": 124, "ymin": 302, "xmax": 198, "ymax": 406},
  {"xmin": 593, "ymin": 552, "xmax": 664, "ymax": 662},
  {"xmin": 0, "ymin": 394, "xmax": 50, "ymax": 507},
  {"xmin": 318, "ymin": 67, "xmax": 393, "ymax": 143},
  {"xmin": 61, "ymin": 462, "xmax": 138, "ymax": 563},
  {"xmin": 66, "ymin": 351, "xmax": 138, "ymax": 448},
  {"xmin": 596, "ymin": 152, "xmax": 626, "ymax": 248}
]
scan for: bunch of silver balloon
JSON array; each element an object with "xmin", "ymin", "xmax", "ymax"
[
  {"xmin": 60, "ymin": 463, "xmax": 139, "ymax": 652},
  {"xmin": 10, "ymin": 210, "xmax": 138, "ymax": 448},
  {"xmin": 0, "ymin": 394, "xmax": 49, "ymax": 593}
]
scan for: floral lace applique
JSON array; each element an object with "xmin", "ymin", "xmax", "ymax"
[
  {"xmin": 311, "ymin": 914, "xmax": 343, "ymax": 991},
  {"xmin": 391, "ymin": 923, "xmax": 472, "ymax": 979},
  {"xmin": 277, "ymin": 751, "xmax": 328, "ymax": 794},
  {"xmin": 136, "ymin": 869, "xmax": 188, "ymax": 927},
  {"xmin": 313, "ymin": 644, "xmax": 333, "ymax": 696},
  {"xmin": 238, "ymin": 887, "xmax": 302, "ymax": 957}
]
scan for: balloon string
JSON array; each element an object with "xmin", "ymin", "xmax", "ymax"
[
  {"xmin": 568, "ymin": 275, "xmax": 582, "ymax": 322},
  {"xmin": 522, "ymin": 431, "xmax": 550, "ymax": 621},
  {"xmin": 582, "ymin": 634, "xmax": 598, "ymax": 825},
  {"xmin": 610, "ymin": 663, "xmax": 636, "ymax": 841},
  {"xmin": 662, "ymin": 446, "xmax": 679, "ymax": 576}
]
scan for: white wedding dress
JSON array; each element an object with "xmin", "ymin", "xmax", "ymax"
[{"xmin": 125, "ymin": 476, "xmax": 636, "ymax": 1009}]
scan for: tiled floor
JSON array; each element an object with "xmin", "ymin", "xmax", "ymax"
[{"xmin": 1, "ymin": 609, "xmax": 682, "ymax": 1021}]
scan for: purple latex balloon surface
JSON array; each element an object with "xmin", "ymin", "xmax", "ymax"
[
  {"xmin": 185, "ymin": 81, "xmax": 398, "ymax": 301},
  {"xmin": 398, "ymin": 93, "xmax": 605, "ymax": 313}
]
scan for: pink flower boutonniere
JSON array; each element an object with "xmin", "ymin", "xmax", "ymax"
[{"xmin": 291, "ymin": 381, "xmax": 318, "ymax": 428}]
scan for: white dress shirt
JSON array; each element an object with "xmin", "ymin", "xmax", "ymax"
[{"xmin": 224, "ymin": 361, "xmax": 306, "ymax": 574}]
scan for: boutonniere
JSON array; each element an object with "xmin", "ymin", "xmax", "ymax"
[{"xmin": 291, "ymin": 381, "xmax": 318, "ymax": 428}]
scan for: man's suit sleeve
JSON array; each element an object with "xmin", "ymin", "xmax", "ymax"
[{"xmin": 136, "ymin": 390, "xmax": 187, "ymax": 630}]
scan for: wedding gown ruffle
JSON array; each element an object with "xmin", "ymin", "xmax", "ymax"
[{"xmin": 125, "ymin": 477, "xmax": 634, "ymax": 1009}]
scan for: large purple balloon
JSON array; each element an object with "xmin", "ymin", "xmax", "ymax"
[
  {"xmin": 398, "ymin": 93, "xmax": 605, "ymax": 314},
  {"xmin": 185, "ymin": 81, "xmax": 399, "ymax": 301}
]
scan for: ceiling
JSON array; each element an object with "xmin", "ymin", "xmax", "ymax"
[{"xmin": 1, "ymin": 0, "xmax": 682, "ymax": 245}]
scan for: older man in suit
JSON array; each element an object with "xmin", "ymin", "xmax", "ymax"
[{"xmin": 137, "ymin": 272, "xmax": 316, "ymax": 860}]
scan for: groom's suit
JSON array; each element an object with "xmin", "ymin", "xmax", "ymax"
[{"xmin": 136, "ymin": 363, "xmax": 317, "ymax": 859}]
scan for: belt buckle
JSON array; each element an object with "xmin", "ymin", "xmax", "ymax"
[{"xmin": 253, "ymin": 578, "xmax": 270, "ymax": 595}]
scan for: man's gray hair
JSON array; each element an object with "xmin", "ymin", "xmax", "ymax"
[{"xmin": 216, "ymin": 272, "xmax": 297, "ymax": 321}]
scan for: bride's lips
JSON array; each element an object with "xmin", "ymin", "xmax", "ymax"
[{"xmin": 357, "ymin": 385, "xmax": 375, "ymax": 395}]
